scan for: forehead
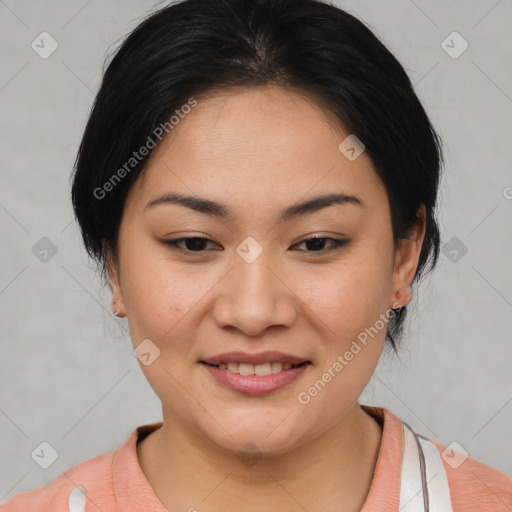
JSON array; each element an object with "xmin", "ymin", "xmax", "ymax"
[{"xmin": 126, "ymin": 85, "xmax": 387, "ymax": 217}]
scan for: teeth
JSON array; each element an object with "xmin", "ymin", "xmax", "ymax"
[{"xmin": 216, "ymin": 361, "xmax": 297, "ymax": 375}]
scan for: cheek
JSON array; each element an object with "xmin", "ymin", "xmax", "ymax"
[
  {"xmin": 298, "ymin": 258, "xmax": 391, "ymax": 336},
  {"xmin": 296, "ymin": 264, "xmax": 389, "ymax": 408},
  {"xmin": 289, "ymin": 250, "xmax": 392, "ymax": 393},
  {"xmin": 119, "ymin": 245, "xmax": 181, "ymax": 337},
  {"xmin": 120, "ymin": 245, "xmax": 220, "ymax": 347}
]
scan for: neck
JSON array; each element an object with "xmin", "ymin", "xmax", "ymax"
[{"xmin": 137, "ymin": 403, "xmax": 382, "ymax": 512}]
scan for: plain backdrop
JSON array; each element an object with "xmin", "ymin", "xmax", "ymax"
[{"xmin": 1, "ymin": 0, "xmax": 511, "ymax": 501}]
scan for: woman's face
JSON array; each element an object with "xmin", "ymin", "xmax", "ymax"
[{"xmin": 108, "ymin": 85, "xmax": 424, "ymax": 455}]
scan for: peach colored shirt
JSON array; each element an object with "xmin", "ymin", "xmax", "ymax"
[{"xmin": 1, "ymin": 406, "xmax": 510, "ymax": 511}]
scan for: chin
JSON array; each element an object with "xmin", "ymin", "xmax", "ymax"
[{"xmin": 200, "ymin": 413, "xmax": 308, "ymax": 457}]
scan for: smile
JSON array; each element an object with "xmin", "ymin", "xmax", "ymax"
[
  {"xmin": 203, "ymin": 361, "xmax": 309, "ymax": 376},
  {"xmin": 200, "ymin": 361, "xmax": 312, "ymax": 395}
]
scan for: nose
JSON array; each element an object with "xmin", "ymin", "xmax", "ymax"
[{"xmin": 212, "ymin": 250, "xmax": 297, "ymax": 337}]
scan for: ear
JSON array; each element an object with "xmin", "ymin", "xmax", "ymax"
[
  {"xmin": 106, "ymin": 250, "xmax": 125, "ymax": 317},
  {"xmin": 390, "ymin": 204, "xmax": 426, "ymax": 308}
]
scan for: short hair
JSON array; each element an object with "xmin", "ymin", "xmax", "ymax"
[{"xmin": 71, "ymin": 0, "xmax": 444, "ymax": 352}]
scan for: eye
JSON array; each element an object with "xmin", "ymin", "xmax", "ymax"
[
  {"xmin": 162, "ymin": 235, "xmax": 348, "ymax": 255},
  {"xmin": 163, "ymin": 237, "xmax": 219, "ymax": 253},
  {"xmin": 293, "ymin": 236, "xmax": 348, "ymax": 253}
]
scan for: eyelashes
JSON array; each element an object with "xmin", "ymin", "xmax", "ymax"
[{"xmin": 162, "ymin": 236, "xmax": 349, "ymax": 255}]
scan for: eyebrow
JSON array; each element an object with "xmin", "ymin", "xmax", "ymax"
[{"xmin": 144, "ymin": 191, "xmax": 364, "ymax": 223}]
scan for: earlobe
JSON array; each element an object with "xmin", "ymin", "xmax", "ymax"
[{"xmin": 390, "ymin": 205, "xmax": 426, "ymax": 309}]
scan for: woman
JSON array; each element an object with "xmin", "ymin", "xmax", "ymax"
[{"xmin": 2, "ymin": 0, "xmax": 510, "ymax": 510}]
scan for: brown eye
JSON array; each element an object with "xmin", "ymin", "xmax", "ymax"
[
  {"xmin": 163, "ymin": 237, "xmax": 219, "ymax": 253},
  {"xmin": 162, "ymin": 236, "xmax": 348, "ymax": 256},
  {"xmin": 294, "ymin": 237, "xmax": 348, "ymax": 253}
]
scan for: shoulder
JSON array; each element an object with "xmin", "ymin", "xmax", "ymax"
[
  {"xmin": 367, "ymin": 406, "xmax": 512, "ymax": 510},
  {"xmin": 429, "ymin": 438, "xmax": 512, "ymax": 511},
  {"xmin": 0, "ymin": 448, "xmax": 117, "ymax": 512}
]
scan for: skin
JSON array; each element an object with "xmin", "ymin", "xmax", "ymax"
[{"xmin": 107, "ymin": 85, "xmax": 425, "ymax": 512}]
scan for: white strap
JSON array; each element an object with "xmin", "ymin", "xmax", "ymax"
[
  {"xmin": 399, "ymin": 423, "xmax": 454, "ymax": 512},
  {"xmin": 68, "ymin": 485, "xmax": 86, "ymax": 512},
  {"xmin": 399, "ymin": 423, "xmax": 426, "ymax": 511},
  {"xmin": 417, "ymin": 436, "xmax": 454, "ymax": 512}
]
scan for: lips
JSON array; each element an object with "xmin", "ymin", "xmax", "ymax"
[
  {"xmin": 201, "ymin": 359, "xmax": 311, "ymax": 395},
  {"xmin": 200, "ymin": 350, "xmax": 311, "ymax": 366}
]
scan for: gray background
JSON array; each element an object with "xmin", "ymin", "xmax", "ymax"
[{"xmin": 1, "ymin": 0, "xmax": 511, "ymax": 502}]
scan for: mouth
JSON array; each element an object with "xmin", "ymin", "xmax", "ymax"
[
  {"xmin": 200, "ymin": 360, "xmax": 311, "ymax": 376},
  {"xmin": 199, "ymin": 360, "xmax": 312, "ymax": 395}
]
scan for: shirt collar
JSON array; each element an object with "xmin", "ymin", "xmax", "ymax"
[
  {"xmin": 360, "ymin": 405, "xmax": 402, "ymax": 510},
  {"xmin": 112, "ymin": 421, "xmax": 166, "ymax": 511}
]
